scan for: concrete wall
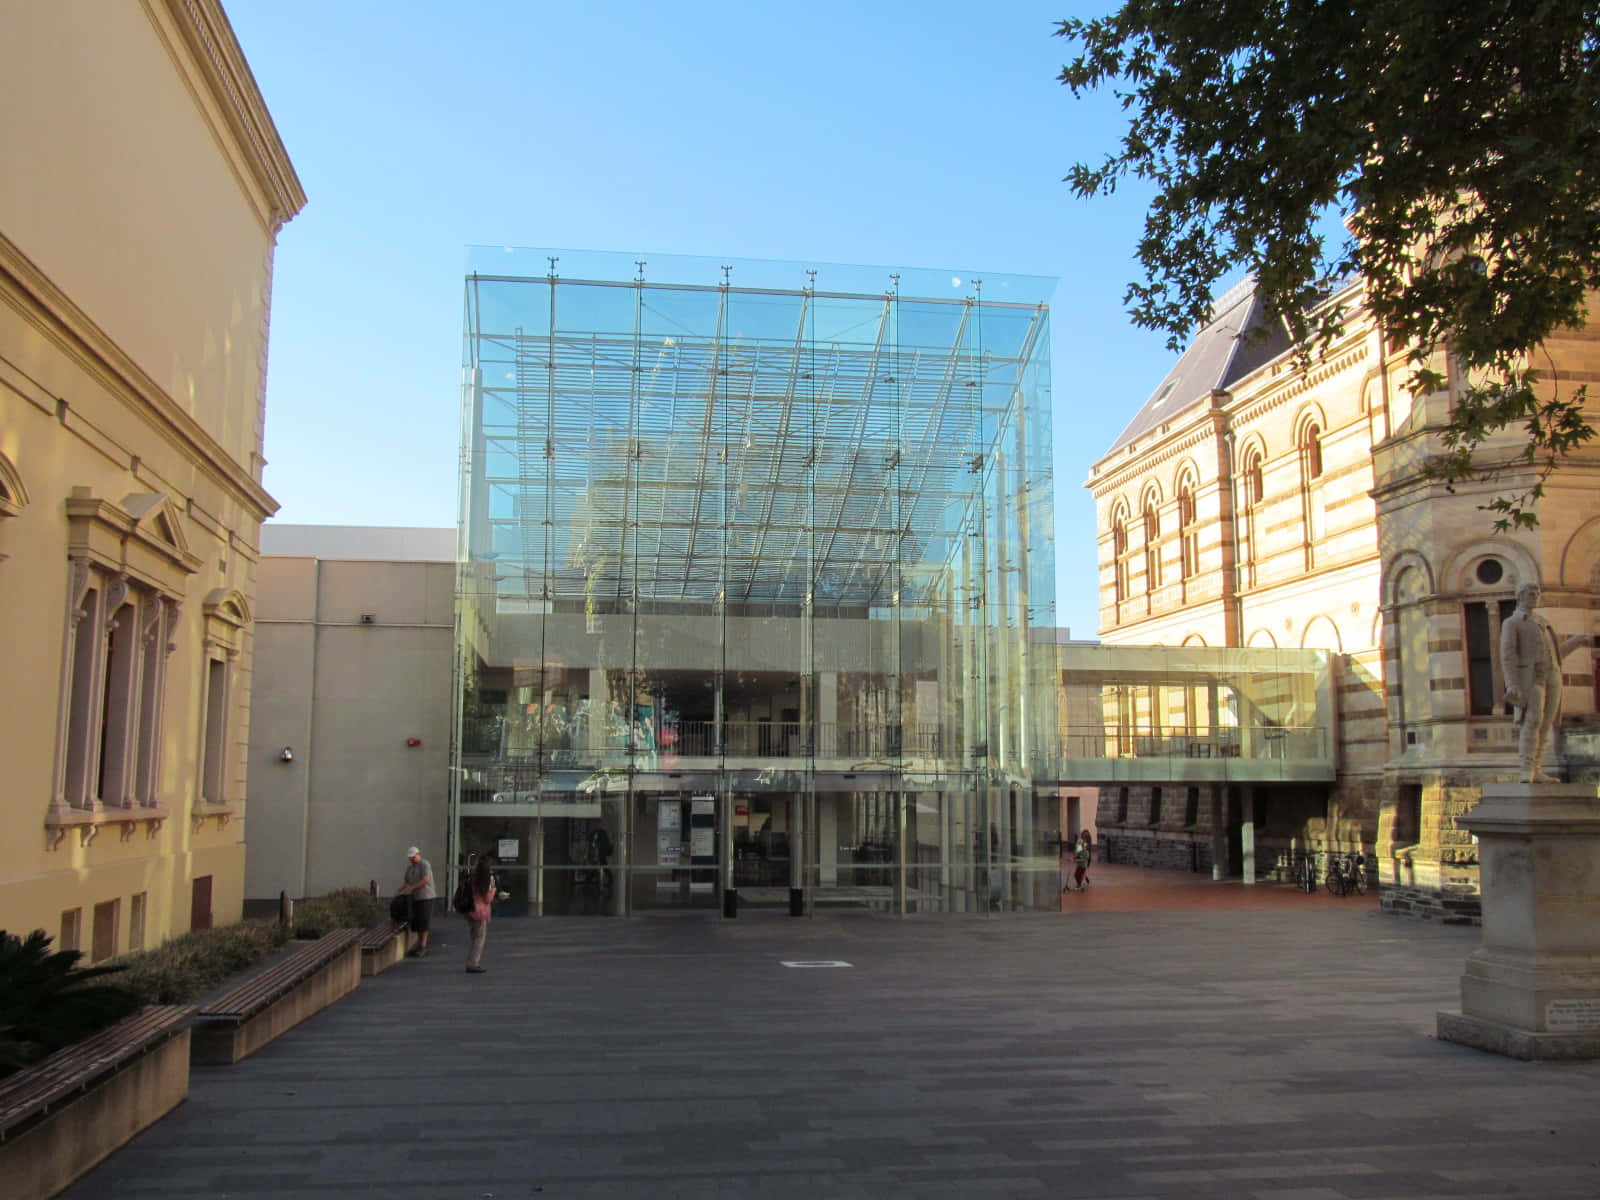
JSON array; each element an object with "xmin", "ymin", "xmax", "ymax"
[{"xmin": 247, "ymin": 555, "xmax": 454, "ymax": 900}]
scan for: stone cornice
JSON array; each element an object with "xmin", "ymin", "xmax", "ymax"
[
  {"xmin": 1088, "ymin": 408, "xmax": 1225, "ymax": 499},
  {"xmin": 1091, "ymin": 336, "xmax": 1376, "ymax": 508},
  {"xmin": 1089, "ymin": 330, "xmax": 1372, "ymax": 502},
  {"xmin": 153, "ymin": 0, "xmax": 307, "ymax": 232},
  {"xmin": 1088, "ymin": 291, "xmax": 1373, "ymax": 486},
  {"xmin": 0, "ymin": 231, "xmax": 279, "ymax": 520},
  {"xmin": 1225, "ymin": 335, "xmax": 1372, "ymax": 429}
]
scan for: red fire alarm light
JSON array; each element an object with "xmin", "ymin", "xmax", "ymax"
[{"xmin": 406, "ymin": 737, "xmax": 422, "ymax": 748}]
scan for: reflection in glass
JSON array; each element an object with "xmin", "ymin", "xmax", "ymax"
[{"xmin": 456, "ymin": 251, "xmax": 1057, "ymax": 914}]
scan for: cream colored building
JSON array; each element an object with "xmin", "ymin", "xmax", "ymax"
[
  {"xmin": 0, "ymin": 1, "xmax": 303, "ymax": 954},
  {"xmin": 247, "ymin": 526, "xmax": 455, "ymax": 905},
  {"xmin": 1087, "ymin": 279, "xmax": 1600, "ymax": 918}
]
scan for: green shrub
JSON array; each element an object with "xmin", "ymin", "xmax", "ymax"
[
  {"xmin": 291, "ymin": 887, "xmax": 385, "ymax": 940},
  {"xmin": 115, "ymin": 919, "xmax": 289, "ymax": 1006},
  {"xmin": 0, "ymin": 930, "xmax": 143, "ymax": 1078},
  {"xmin": 99, "ymin": 886, "xmax": 382, "ymax": 1011}
]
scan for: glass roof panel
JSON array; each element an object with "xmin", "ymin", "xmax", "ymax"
[{"xmin": 464, "ymin": 250, "xmax": 1055, "ymax": 610}]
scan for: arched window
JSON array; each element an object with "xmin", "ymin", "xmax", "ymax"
[
  {"xmin": 1300, "ymin": 420, "xmax": 1326, "ymax": 558},
  {"xmin": 1111, "ymin": 511, "xmax": 1129, "ymax": 606},
  {"xmin": 1394, "ymin": 565, "xmax": 1432, "ymax": 738},
  {"xmin": 1176, "ymin": 477, "xmax": 1198, "ymax": 580},
  {"xmin": 1143, "ymin": 501, "xmax": 1160, "ymax": 592},
  {"xmin": 1238, "ymin": 448, "xmax": 1264, "ymax": 584},
  {"xmin": 1303, "ymin": 423, "xmax": 1324, "ymax": 480}
]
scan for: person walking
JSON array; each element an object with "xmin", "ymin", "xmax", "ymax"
[
  {"xmin": 464, "ymin": 856, "xmax": 496, "ymax": 974},
  {"xmin": 398, "ymin": 846, "xmax": 435, "ymax": 957},
  {"xmin": 1072, "ymin": 831, "xmax": 1092, "ymax": 891}
]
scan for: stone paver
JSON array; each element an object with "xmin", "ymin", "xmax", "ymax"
[{"xmin": 62, "ymin": 873, "xmax": 1600, "ymax": 1199}]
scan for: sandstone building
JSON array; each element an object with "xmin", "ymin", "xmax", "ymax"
[
  {"xmin": 0, "ymin": 1, "xmax": 303, "ymax": 951},
  {"xmin": 1086, "ymin": 279, "xmax": 1600, "ymax": 919}
]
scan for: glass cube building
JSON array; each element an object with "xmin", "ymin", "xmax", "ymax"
[{"xmin": 453, "ymin": 249, "xmax": 1058, "ymax": 915}]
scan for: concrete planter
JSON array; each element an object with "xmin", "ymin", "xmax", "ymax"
[
  {"xmin": 190, "ymin": 930, "xmax": 363, "ymax": 1066},
  {"xmin": 0, "ymin": 1006, "xmax": 193, "ymax": 1200},
  {"xmin": 360, "ymin": 920, "xmax": 408, "ymax": 977}
]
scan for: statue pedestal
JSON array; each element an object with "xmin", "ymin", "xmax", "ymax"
[{"xmin": 1436, "ymin": 782, "xmax": 1600, "ymax": 1060}]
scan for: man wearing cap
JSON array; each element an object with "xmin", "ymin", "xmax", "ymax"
[{"xmin": 398, "ymin": 847, "xmax": 435, "ymax": 957}]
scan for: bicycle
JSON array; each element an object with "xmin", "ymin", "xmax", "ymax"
[
  {"xmin": 1291, "ymin": 850, "xmax": 1318, "ymax": 894},
  {"xmin": 1324, "ymin": 851, "xmax": 1367, "ymax": 897}
]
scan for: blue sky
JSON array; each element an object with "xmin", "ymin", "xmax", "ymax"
[{"xmin": 228, "ymin": 0, "xmax": 1175, "ymax": 639}]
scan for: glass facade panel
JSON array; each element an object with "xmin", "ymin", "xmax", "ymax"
[
  {"xmin": 1045, "ymin": 643, "xmax": 1335, "ymax": 786},
  {"xmin": 457, "ymin": 250, "xmax": 1057, "ymax": 914}
]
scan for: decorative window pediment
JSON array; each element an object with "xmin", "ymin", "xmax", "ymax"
[
  {"xmin": 122, "ymin": 492, "xmax": 195, "ymax": 559},
  {"xmin": 0, "ymin": 451, "xmax": 27, "ymax": 520},
  {"xmin": 202, "ymin": 587, "xmax": 252, "ymax": 654},
  {"xmin": 65, "ymin": 489, "xmax": 201, "ymax": 595}
]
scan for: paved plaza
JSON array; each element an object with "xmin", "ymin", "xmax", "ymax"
[{"xmin": 66, "ymin": 867, "xmax": 1600, "ymax": 1199}]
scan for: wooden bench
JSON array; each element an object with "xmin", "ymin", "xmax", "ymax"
[
  {"xmin": 360, "ymin": 919, "xmax": 408, "ymax": 976},
  {"xmin": 0, "ymin": 1005, "xmax": 193, "ymax": 1200},
  {"xmin": 190, "ymin": 929, "xmax": 363, "ymax": 1066}
]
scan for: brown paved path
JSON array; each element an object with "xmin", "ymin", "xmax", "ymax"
[{"xmin": 1059, "ymin": 861, "xmax": 1383, "ymax": 912}]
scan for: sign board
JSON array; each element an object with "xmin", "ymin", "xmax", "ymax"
[
  {"xmin": 657, "ymin": 799, "xmax": 681, "ymax": 866},
  {"xmin": 497, "ymin": 838, "xmax": 520, "ymax": 861},
  {"xmin": 1546, "ymin": 997, "xmax": 1600, "ymax": 1032},
  {"xmin": 690, "ymin": 794, "xmax": 716, "ymax": 864}
]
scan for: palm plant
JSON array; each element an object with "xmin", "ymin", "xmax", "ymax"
[{"xmin": 0, "ymin": 929, "xmax": 142, "ymax": 1077}]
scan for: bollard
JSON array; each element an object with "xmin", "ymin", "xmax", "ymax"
[
  {"xmin": 369, "ymin": 879, "xmax": 378, "ymax": 897},
  {"xmin": 722, "ymin": 887, "xmax": 738, "ymax": 918},
  {"xmin": 278, "ymin": 890, "xmax": 293, "ymax": 928},
  {"xmin": 789, "ymin": 887, "xmax": 805, "ymax": 917}
]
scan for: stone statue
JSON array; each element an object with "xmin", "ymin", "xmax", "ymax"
[{"xmin": 1500, "ymin": 580, "xmax": 1591, "ymax": 783}]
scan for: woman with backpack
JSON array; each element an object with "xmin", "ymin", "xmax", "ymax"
[
  {"xmin": 458, "ymin": 856, "xmax": 497, "ymax": 974},
  {"xmin": 1072, "ymin": 831, "xmax": 1093, "ymax": 892}
]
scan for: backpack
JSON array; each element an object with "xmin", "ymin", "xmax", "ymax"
[{"xmin": 451, "ymin": 876, "xmax": 474, "ymax": 915}]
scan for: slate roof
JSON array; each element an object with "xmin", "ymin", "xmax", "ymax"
[{"xmin": 1104, "ymin": 278, "xmax": 1293, "ymax": 457}]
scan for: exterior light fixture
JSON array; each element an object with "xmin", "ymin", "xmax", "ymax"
[
  {"xmin": 406, "ymin": 737, "xmax": 422, "ymax": 747},
  {"xmin": 279, "ymin": 747, "xmax": 294, "ymax": 762}
]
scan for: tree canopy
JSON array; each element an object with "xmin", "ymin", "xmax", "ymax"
[{"xmin": 1057, "ymin": 1, "xmax": 1599, "ymax": 526}]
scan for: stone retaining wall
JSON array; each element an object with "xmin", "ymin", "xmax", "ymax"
[
  {"xmin": 1103, "ymin": 830, "xmax": 1212, "ymax": 874},
  {"xmin": 1380, "ymin": 883, "xmax": 1482, "ymax": 924}
]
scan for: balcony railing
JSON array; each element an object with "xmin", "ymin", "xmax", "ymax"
[
  {"xmin": 669, "ymin": 721, "xmax": 941, "ymax": 759},
  {"xmin": 466, "ymin": 720, "xmax": 944, "ymax": 767},
  {"xmin": 1049, "ymin": 723, "xmax": 1331, "ymax": 776}
]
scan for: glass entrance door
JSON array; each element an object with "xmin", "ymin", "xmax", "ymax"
[{"xmin": 731, "ymin": 794, "xmax": 794, "ymax": 906}]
